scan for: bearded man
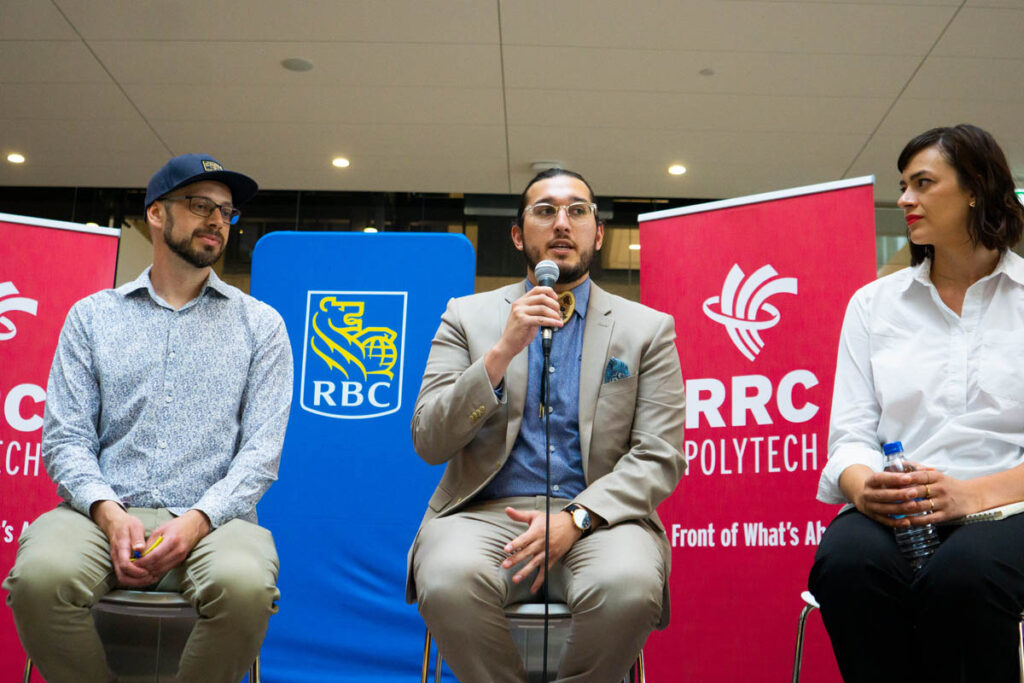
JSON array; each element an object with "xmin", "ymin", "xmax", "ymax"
[
  {"xmin": 407, "ymin": 168, "xmax": 686, "ymax": 682},
  {"xmin": 4, "ymin": 154, "xmax": 292, "ymax": 683}
]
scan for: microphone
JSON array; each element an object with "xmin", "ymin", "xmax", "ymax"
[{"xmin": 534, "ymin": 260, "xmax": 560, "ymax": 352}]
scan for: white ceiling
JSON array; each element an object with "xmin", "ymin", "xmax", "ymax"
[{"xmin": 1, "ymin": 0, "xmax": 1022, "ymax": 203}]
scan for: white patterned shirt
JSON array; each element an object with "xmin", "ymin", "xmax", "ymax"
[
  {"xmin": 42, "ymin": 267, "xmax": 293, "ymax": 527},
  {"xmin": 819, "ymin": 251, "xmax": 1024, "ymax": 504}
]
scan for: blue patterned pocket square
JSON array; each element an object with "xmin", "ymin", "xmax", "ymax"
[{"xmin": 604, "ymin": 357, "xmax": 630, "ymax": 383}]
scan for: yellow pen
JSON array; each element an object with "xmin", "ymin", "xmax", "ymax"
[{"xmin": 130, "ymin": 536, "xmax": 163, "ymax": 562}]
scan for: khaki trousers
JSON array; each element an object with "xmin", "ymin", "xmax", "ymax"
[
  {"xmin": 3, "ymin": 504, "xmax": 279, "ymax": 683},
  {"xmin": 412, "ymin": 496, "xmax": 664, "ymax": 683}
]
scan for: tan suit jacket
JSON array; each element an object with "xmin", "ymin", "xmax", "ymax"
[{"xmin": 407, "ymin": 280, "xmax": 685, "ymax": 627}]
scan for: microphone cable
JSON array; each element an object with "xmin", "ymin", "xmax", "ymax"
[
  {"xmin": 533, "ymin": 259, "xmax": 559, "ymax": 682},
  {"xmin": 541, "ymin": 332, "xmax": 552, "ymax": 681}
]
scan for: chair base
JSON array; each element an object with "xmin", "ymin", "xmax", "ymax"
[
  {"xmin": 421, "ymin": 602, "xmax": 645, "ymax": 683},
  {"xmin": 791, "ymin": 591, "xmax": 1024, "ymax": 683},
  {"xmin": 22, "ymin": 589, "xmax": 260, "ymax": 683}
]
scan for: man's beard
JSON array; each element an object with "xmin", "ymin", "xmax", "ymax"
[
  {"xmin": 523, "ymin": 240, "xmax": 597, "ymax": 285},
  {"xmin": 162, "ymin": 212, "xmax": 224, "ymax": 268}
]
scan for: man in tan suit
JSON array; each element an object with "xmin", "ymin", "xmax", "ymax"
[{"xmin": 408, "ymin": 169, "xmax": 685, "ymax": 682}]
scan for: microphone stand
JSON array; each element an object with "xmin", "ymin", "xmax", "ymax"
[{"xmin": 541, "ymin": 330, "xmax": 552, "ymax": 682}]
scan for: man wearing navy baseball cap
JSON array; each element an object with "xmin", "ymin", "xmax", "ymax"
[{"xmin": 5, "ymin": 154, "xmax": 292, "ymax": 682}]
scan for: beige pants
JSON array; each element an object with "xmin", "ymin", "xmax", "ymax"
[
  {"xmin": 3, "ymin": 504, "xmax": 279, "ymax": 683},
  {"xmin": 412, "ymin": 496, "xmax": 665, "ymax": 683}
]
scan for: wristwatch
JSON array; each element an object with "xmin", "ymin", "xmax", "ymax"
[{"xmin": 563, "ymin": 503, "xmax": 592, "ymax": 536}]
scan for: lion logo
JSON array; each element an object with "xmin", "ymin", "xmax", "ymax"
[{"xmin": 310, "ymin": 298, "xmax": 398, "ymax": 381}]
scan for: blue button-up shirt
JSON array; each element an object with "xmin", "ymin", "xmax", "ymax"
[
  {"xmin": 41, "ymin": 268, "xmax": 293, "ymax": 527},
  {"xmin": 477, "ymin": 278, "xmax": 590, "ymax": 501}
]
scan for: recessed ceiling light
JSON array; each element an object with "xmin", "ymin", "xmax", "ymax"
[
  {"xmin": 7, "ymin": 153, "xmax": 25, "ymax": 164},
  {"xmin": 363, "ymin": 227, "xmax": 378, "ymax": 233},
  {"xmin": 668, "ymin": 164, "xmax": 687, "ymax": 176},
  {"xmin": 628, "ymin": 243, "xmax": 641, "ymax": 251},
  {"xmin": 332, "ymin": 157, "xmax": 350, "ymax": 168},
  {"xmin": 281, "ymin": 58, "xmax": 314, "ymax": 72}
]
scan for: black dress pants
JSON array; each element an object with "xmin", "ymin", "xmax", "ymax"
[{"xmin": 809, "ymin": 508, "xmax": 1024, "ymax": 683}]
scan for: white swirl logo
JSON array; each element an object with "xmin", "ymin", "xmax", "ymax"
[
  {"xmin": 703, "ymin": 264, "xmax": 797, "ymax": 361},
  {"xmin": 0, "ymin": 282, "xmax": 39, "ymax": 341}
]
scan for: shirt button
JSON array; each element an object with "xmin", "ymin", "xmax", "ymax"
[
  {"xmin": 165, "ymin": 395, "xmax": 173, "ymax": 403},
  {"xmin": 169, "ymin": 351, "xmax": 176, "ymax": 358},
  {"xmin": 552, "ymin": 485, "xmax": 560, "ymax": 492},
  {"xmin": 549, "ymin": 445, "xmax": 555, "ymax": 452},
  {"xmin": 548, "ymin": 366, "xmax": 555, "ymax": 374},
  {"xmin": 158, "ymin": 441, "xmax": 167, "ymax": 449}
]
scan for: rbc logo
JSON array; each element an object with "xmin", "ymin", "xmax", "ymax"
[{"xmin": 300, "ymin": 291, "xmax": 407, "ymax": 419}]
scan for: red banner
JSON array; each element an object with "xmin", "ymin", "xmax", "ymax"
[
  {"xmin": 639, "ymin": 178, "xmax": 877, "ymax": 682},
  {"xmin": 0, "ymin": 213, "xmax": 119, "ymax": 679}
]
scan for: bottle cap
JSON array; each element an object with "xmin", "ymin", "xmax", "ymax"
[{"xmin": 882, "ymin": 441, "xmax": 904, "ymax": 455}]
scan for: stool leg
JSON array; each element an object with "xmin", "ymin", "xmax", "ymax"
[
  {"xmin": 1018, "ymin": 618, "xmax": 1023, "ymax": 683},
  {"xmin": 792, "ymin": 603, "xmax": 815, "ymax": 683},
  {"xmin": 421, "ymin": 630, "xmax": 432, "ymax": 683},
  {"xmin": 637, "ymin": 648, "xmax": 645, "ymax": 683},
  {"xmin": 251, "ymin": 653, "xmax": 260, "ymax": 683},
  {"xmin": 434, "ymin": 647, "xmax": 442, "ymax": 683},
  {"xmin": 23, "ymin": 657, "xmax": 33, "ymax": 683}
]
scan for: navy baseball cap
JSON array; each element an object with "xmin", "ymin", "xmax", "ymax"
[{"xmin": 145, "ymin": 154, "xmax": 258, "ymax": 210}]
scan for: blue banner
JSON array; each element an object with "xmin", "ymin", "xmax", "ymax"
[{"xmin": 251, "ymin": 232, "xmax": 474, "ymax": 682}]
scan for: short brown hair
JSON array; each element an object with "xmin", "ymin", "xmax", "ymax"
[{"xmin": 898, "ymin": 124, "xmax": 1023, "ymax": 266}]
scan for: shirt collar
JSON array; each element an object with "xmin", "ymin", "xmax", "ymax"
[
  {"xmin": 525, "ymin": 276, "xmax": 592, "ymax": 320},
  {"xmin": 115, "ymin": 266, "xmax": 235, "ymax": 305},
  {"xmin": 997, "ymin": 250, "xmax": 1024, "ymax": 287},
  {"xmin": 906, "ymin": 250, "xmax": 1024, "ymax": 292}
]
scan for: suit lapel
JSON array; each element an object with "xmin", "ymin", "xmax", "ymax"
[
  {"xmin": 503, "ymin": 283, "xmax": 528, "ymax": 456},
  {"xmin": 579, "ymin": 282, "xmax": 613, "ymax": 473}
]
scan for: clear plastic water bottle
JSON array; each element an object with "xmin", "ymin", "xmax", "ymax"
[{"xmin": 883, "ymin": 441, "xmax": 940, "ymax": 571}]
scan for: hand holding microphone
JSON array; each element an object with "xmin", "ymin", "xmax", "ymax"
[
  {"xmin": 483, "ymin": 260, "xmax": 562, "ymax": 387},
  {"xmin": 534, "ymin": 260, "xmax": 560, "ymax": 353}
]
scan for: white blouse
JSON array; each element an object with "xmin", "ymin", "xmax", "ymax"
[{"xmin": 818, "ymin": 251, "xmax": 1024, "ymax": 504}]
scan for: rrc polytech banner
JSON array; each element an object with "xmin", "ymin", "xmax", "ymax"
[
  {"xmin": 638, "ymin": 178, "xmax": 876, "ymax": 682},
  {"xmin": 0, "ymin": 212, "xmax": 120, "ymax": 680}
]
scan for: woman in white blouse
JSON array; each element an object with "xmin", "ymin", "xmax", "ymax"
[{"xmin": 810, "ymin": 124, "xmax": 1024, "ymax": 682}]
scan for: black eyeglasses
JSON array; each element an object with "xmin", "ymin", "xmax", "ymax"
[{"xmin": 162, "ymin": 195, "xmax": 241, "ymax": 225}]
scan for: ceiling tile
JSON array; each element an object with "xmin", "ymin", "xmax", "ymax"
[
  {"xmin": 54, "ymin": 0, "xmax": 498, "ymax": 43},
  {"xmin": 89, "ymin": 41, "xmax": 501, "ymax": 87},
  {"xmin": 0, "ymin": 41, "xmax": 111, "ymax": 83},
  {"xmin": 500, "ymin": 0, "xmax": 954, "ymax": 54},
  {"xmin": 903, "ymin": 55, "xmax": 1024, "ymax": 101},
  {"xmin": 0, "ymin": 1, "xmax": 78, "ymax": 40},
  {"xmin": 0, "ymin": 83, "xmax": 140, "ymax": 120},
  {"xmin": 935, "ymin": 7, "xmax": 1024, "ymax": 58},
  {"xmin": 505, "ymin": 46, "xmax": 914, "ymax": 98},
  {"xmin": 151, "ymin": 121, "xmax": 506, "ymax": 159},
  {"xmin": 124, "ymin": 84, "xmax": 504, "ymax": 125},
  {"xmin": 506, "ymin": 89, "xmax": 888, "ymax": 134}
]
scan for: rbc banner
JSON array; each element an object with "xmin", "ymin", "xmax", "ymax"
[
  {"xmin": 0, "ymin": 213, "xmax": 119, "ymax": 680},
  {"xmin": 251, "ymin": 232, "xmax": 474, "ymax": 682},
  {"xmin": 639, "ymin": 178, "xmax": 877, "ymax": 682}
]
